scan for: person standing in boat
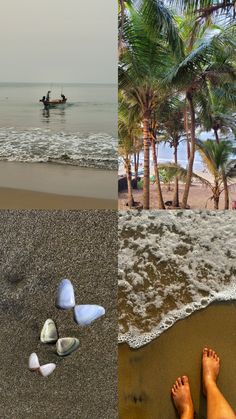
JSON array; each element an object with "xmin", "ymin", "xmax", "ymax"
[
  {"xmin": 61, "ymin": 93, "xmax": 66, "ymax": 101},
  {"xmin": 46, "ymin": 91, "xmax": 51, "ymax": 102}
]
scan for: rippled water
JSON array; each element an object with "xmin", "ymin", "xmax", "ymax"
[
  {"xmin": 0, "ymin": 83, "xmax": 117, "ymax": 170},
  {"xmin": 118, "ymin": 211, "xmax": 236, "ymax": 348},
  {"xmin": 0, "ymin": 128, "xmax": 117, "ymax": 170}
]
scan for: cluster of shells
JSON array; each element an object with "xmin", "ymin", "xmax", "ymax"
[{"xmin": 28, "ymin": 279, "xmax": 105, "ymax": 377}]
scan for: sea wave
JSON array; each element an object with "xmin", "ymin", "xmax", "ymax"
[
  {"xmin": 0, "ymin": 128, "xmax": 117, "ymax": 170},
  {"xmin": 118, "ymin": 211, "xmax": 236, "ymax": 348}
]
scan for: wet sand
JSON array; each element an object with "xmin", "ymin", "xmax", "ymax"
[
  {"xmin": 119, "ymin": 182, "xmax": 236, "ymax": 210},
  {"xmin": 119, "ymin": 302, "xmax": 236, "ymax": 419},
  {"xmin": 0, "ymin": 161, "xmax": 117, "ymax": 207},
  {"xmin": 0, "ymin": 211, "xmax": 117, "ymax": 418},
  {"xmin": 0, "ymin": 187, "xmax": 116, "ymax": 209}
]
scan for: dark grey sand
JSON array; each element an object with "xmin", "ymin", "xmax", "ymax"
[
  {"xmin": 119, "ymin": 302, "xmax": 236, "ymax": 419},
  {"xmin": 0, "ymin": 211, "xmax": 117, "ymax": 419}
]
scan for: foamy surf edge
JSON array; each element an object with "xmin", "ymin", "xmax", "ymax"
[
  {"xmin": 118, "ymin": 291, "xmax": 236, "ymax": 348},
  {"xmin": 118, "ymin": 210, "xmax": 236, "ymax": 349}
]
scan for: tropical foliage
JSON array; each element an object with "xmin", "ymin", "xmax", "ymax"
[{"xmin": 118, "ymin": 0, "xmax": 236, "ymax": 210}]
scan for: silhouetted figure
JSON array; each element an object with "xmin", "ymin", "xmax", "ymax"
[{"xmin": 46, "ymin": 91, "xmax": 51, "ymax": 101}]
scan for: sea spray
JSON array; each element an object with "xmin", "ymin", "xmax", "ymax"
[
  {"xmin": 0, "ymin": 128, "xmax": 117, "ymax": 170},
  {"xmin": 118, "ymin": 211, "xmax": 236, "ymax": 348}
]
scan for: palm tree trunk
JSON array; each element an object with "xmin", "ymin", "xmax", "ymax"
[
  {"xmin": 184, "ymin": 107, "xmax": 191, "ymax": 160},
  {"xmin": 151, "ymin": 138, "xmax": 165, "ymax": 209},
  {"xmin": 134, "ymin": 151, "xmax": 140, "ymax": 184},
  {"xmin": 143, "ymin": 115, "xmax": 150, "ymax": 209},
  {"xmin": 172, "ymin": 142, "xmax": 179, "ymax": 207},
  {"xmin": 214, "ymin": 127, "xmax": 229, "ymax": 210},
  {"xmin": 182, "ymin": 92, "xmax": 195, "ymax": 208},
  {"xmin": 213, "ymin": 182, "xmax": 220, "ymax": 210},
  {"xmin": 118, "ymin": 0, "xmax": 125, "ymax": 56},
  {"xmin": 214, "ymin": 196, "xmax": 220, "ymax": 210},
  {"xmin": 125, "ymin": 159, "xmax": 134, "ymax": 208}
]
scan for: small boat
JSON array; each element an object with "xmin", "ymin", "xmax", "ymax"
[{"xmin": 39, "ymin": 90, "xmax": 67, "ymax": 108}]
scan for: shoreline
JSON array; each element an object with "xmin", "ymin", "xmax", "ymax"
[
  {"xmin": 0, "ymin": 187, "xmax": 116, "ymax": 209},
  {"xmin": 0, "ymin": 161, "xmax": 117, "ymax": 204},
  {"xmin": 119, "ymin": 301, "xmax": 236, "ymax": 419}
]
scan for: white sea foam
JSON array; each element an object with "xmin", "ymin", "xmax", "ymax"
[
  {"xmin": 118, "ymin": 211, "xmax": 236, "ymax": 348},
  {"xmin": 0, "ymin": 128, "xmax": 117, "ymax": 170}
]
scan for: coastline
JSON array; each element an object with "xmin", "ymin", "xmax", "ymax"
[
  {"xmin": 0, "ymin": 161, "xmax": 117, "ymax": 208},
  {"xmin": 119, "ymin": 301, "xmax": 236, "ymax": 419},
  {"xmin": 0, "ymin": 187, "xmax": 116, "ymax": 209}
]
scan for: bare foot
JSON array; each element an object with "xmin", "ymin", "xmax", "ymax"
[
  {"xmin": 171, "ymin": 375, "xmax": 194, "ymax": 419},
  {"xmin": 202, "ymin": 347, "xmax": 220, "ymax": 395}
]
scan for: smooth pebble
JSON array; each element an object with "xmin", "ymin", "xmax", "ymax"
[
  {"xmin": 40, "ymin": 319, "xmax": 58, "ymax": 343},
  {"xmin": 56, "ymin": 337, "xmax": 80, "ymax": 356},
  {"xmin": 28, "ymin": 352, "xmax": 40, "ymax": 371},
  {"xmin": 74, "ymin": 304, "xmax": 105, "ymax": 326},
  {"xmin": 55, "ymin": 279, "xmax": 75, "ymax": 310}
]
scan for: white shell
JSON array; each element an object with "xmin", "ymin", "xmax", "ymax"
[
  {"xmin": 28, "ymin": 352, "xmax": 40, "ymax": 371},
  {"xmin": 40, "ymin": 319, "xmax": 58, "ymax": 343},
  {"xmin": 55, "ymin": 279, "xmax": 75, "ymax": 310},
  {"xmin": 56, "ymin": 337, "xmax": 80, "ymax": 356},
  {"xmin": 74, "ymin": 304, "xmax": 105, "ymax": 326},
  {"xmin": 39, "ymin": 363, "xmax": 56, "ymax": 377}
]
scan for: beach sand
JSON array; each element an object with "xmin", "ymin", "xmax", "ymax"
[
  {"xmin": 119, "ymin": 301, "xmax": 236, "ymax": 419},
  {"xmin": 0, "ymin": 187, "xmax": 116, "ymax": 209},
  {"xmin": 0, "ymin": 161, "xmax": 117, "ymax": 208},
  {"xmin": 0, "ymin": 211, "xmax": 117, "ymax": 419},
  {"xmin": 118, "ymin": 181, "xmax": 236, "ymax": 210}
]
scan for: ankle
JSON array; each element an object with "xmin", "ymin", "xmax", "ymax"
[
  {"xmin": 180, "ymin": 405, "xmax": 194, "ymax": 417},
  {"xmin": 204, "ymin": 379, "xmax": 218, "ymax": 393},
  {"xmin": 181, "ymin": 409, "xmax": 194, "ymax": 419}
]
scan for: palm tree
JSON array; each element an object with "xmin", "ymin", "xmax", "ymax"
[
  {"xmin": 149, "ymin": 114, "xmax": 166, "ymax": 209},
  {"xmin": 166, "ymin": 17, "xmax": 236, "ymax": 208},
  {"xmin": 162, "ymin": 139, "xmax": 236, "ymax": 209},
  {"xmin": 197, "ymin": 82, "xmax": 236, "ymax": 208},
  {"xmin": 119, "ymin": 1, "xmax": 182, "ymax": 209},
  {"xmin": 195, "ymin": 139, "xmax": 236, "ymax": 209},
  {"xmin": 118, "ymin": 93, "xmax": 143, "ymax": 208},
  {"xmin": 170, "ymin": 0, "xmax": 236, "ymax": 21},
  {"xmin": 155, "ymin": 97, "xmax": 186, "ymax": 207}
]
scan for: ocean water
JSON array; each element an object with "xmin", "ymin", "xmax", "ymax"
[
  {"xmin": 118, "ymin": 130, "xmax": 234, "ymax": 174},
  {"xmin": 0, "ymin": 83, "xmax": 117, "ymax": 170},
  {"xmin": 118, "ymin": 211, "xmax": 236, "ymax": 348}
]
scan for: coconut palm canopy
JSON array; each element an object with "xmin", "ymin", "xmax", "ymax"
[{"xmin": 118, "ymin": 0, "xmax": 236, "ymax": 210}]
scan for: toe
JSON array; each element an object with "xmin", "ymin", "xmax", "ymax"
[
  {"xmin": 203, "ymin": 347, "xmax": 208, "ymax": 357},
  {"xmin": 177, "ymin": 377, "xmax": 182, "ymax": 386},
  {"xmin": 209, "ymin": 348, "xmax": 213, "ymax": 357},
  {"xmin": 182, "ymin": 375, "xmax": 189, "ymax": 385}
]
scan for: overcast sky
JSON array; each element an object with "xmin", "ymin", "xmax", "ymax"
[{"xmin": 0, "ymin": 0, "xmax": 117, "ymax": 83}]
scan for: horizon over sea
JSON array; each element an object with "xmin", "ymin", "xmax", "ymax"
[{"xmin": 0, "ymin": 82, "xmax": 117, "ymax": 170}]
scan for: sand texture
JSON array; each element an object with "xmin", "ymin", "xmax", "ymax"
[
  {"xmin": 0, "ymin": 161, "xmax": 117, "ymax": 200},
  {"xmin": 0, "ymin": 187, "xmax": 116, "ymax": 209},
  {"xmin": 0, "ymin": 210, "xmax": 117, "ymax": 419},
  {"xmin": 118, "ymin": 182, "xmax": 236, "ymax": 210},
  {"xmin": 119, "ymin": 302, "xmax": 236, "ymax": 419}
]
